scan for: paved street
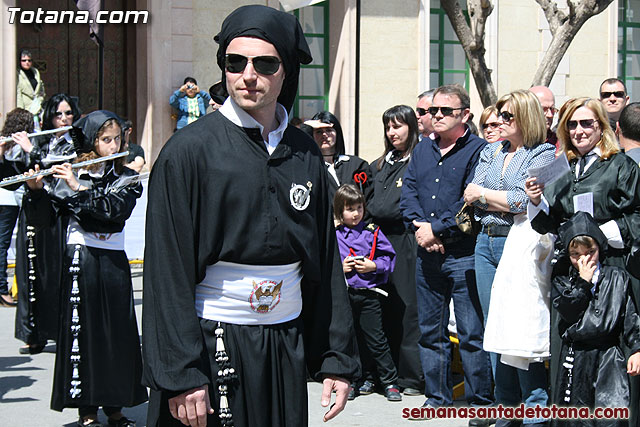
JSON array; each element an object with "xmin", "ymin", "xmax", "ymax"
[{"xmin": 0, "ymin": 266, "xmax": 470, "ymax": 426}]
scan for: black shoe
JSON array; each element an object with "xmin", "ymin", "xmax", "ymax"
[
  {"xmin": 402, "ymin": 387, "xmax": 422, "ymax": 396},
  {"xmin": 18, "ymin": 342, "xmax": 46, "ymax": 355},
  {"xmin": 77, "ymin": 417, "xmax": 103, "ymax": 427},
  {"xmin": 384, "ymin": 384, "xmax": 402, "ymax": 401},
  {"xmin": 358, "ymin": 380, "xmax": 376, "ymax": 395},
  {"xmin": 108, "ymin": 416, "xmax": 136, "ymax": 427},
  {"xmin": 347, "ymin": 383, "xmax": 358, "ymax": 400},
  {"xmin": 408, "ymin": 403, "xmax": 437, "ymax": 421}
]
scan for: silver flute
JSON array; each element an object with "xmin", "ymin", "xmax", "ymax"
[
  {"xmin": 0, "ymin": 126, "xmax": 73, "ymax": 143},
  {"xmin": 0, "ymin": 151, "xmax": 129, "ymax": 188}
]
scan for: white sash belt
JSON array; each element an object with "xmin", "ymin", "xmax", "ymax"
[
  {"xmin": 195, "ymin": 260, "xmax": 303, "ymax": 325},
  {"xmin": 67, "ymin": 219, "xmax": 125, "ymax": 251}
]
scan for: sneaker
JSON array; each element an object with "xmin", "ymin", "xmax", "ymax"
[
  {"xmin": 384, "ymin": 384, "xmax": 402, "ymax": 401},
  {"xmin": 358, "ymin": 380, "xmax": 376, "ymax": 395},
  {"xmin": 347, "ymin": 383, "xmax": 358, "ymax": 400}
]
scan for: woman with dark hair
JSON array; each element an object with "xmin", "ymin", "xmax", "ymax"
[
  {"xmin": 13, "ymin": 93, "xmax": 80, "ymax": 354},
  {"xmin": 361, "ymin": 105, "xmax": 423, "ymax": 397},
  {"xmin": 304, "ymin": 111, "xmax": 370, "ymax": 202},
  {"xmin": 25, "ymin": 110, "xmax": 147, "ymax": 426},
  {"xmin": 170, "ymin": 76, "xmax": 212, "ymax": 130}
]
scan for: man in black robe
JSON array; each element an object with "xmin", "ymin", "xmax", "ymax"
[{"xmin": 142, "ymin": 5, "xmax": 359, "ymax": 427}]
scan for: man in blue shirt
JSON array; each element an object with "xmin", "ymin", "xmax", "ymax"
[{"xmin": 401, "ymin": 84, "xmax": 493, "ymax": 423}]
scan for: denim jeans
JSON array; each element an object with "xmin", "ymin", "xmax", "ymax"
[
  {"xmin": 0, "ymin": 206, "xmax": 18, "ymax": 294},
  {"xmin": 416, "ymin": 242, "xmax": 493, "ymax": 407},
  {"xmin": 475, "ymin": 232, "xmax": 548, "ymax": 423}
]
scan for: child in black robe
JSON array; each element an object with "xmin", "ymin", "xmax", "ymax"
[
  {"xmin": 553, "ymin": 212, "xmax": 640, "ymax": 425},
  {"xmin": 24, "ymin": 110, "xmax": 147, "ymax": 427}
]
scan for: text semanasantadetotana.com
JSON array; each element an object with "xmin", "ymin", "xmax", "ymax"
[
  {"xmin": 402, "ymin": 404, "xmax": 630, "ymax": 420},
  {"xmin": 7, "ymin": 7, "xmax": 148, "ymax": 25}
]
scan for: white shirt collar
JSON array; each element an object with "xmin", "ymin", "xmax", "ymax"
[
  {"xmin": 385, "ymin": 150, "xmax": 411, "ymax": 165},
  {"xmin": 219, "ymin": 97, "xmax": 289, "ymax": 154}
]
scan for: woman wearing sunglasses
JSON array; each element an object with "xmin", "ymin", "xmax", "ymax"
[
  {"xmin": 464, "ymin": 90, "xmax": 555, "ymax": 426},
  {"xmin": 13, "ymin": 93, "xmax": 80, "ymax": 355},
  {"xmin": 525, "ymin": 97, "xmax": 640, "ymax": 411},
  {"xmin": 16, "ymin": 49, "xmax": 46, "ymax": 128},
  {"xmin": 303, "ymin": 111, "xmax": 370, "ymax": 203},
  {"xmin": 479, "ymin": 105, "xmax": 502, "ymax": 143}
]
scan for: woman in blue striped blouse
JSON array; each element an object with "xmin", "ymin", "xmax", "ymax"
[{"xmin": 463, "ymin": 90, "xmax": 555, "ymax": 427}]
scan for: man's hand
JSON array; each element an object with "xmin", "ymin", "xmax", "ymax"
[
  {"xmin": 321, "ymin": 375, "xmax": 350, "ymax": 422},
  {"xmin": 168, "ymin": 385, "xmax": 214, "ymax": 427},
  {"xmin": 628, "ymin": 352, "xmax": 640, "ymax": 376},
  {"xmin": 413, "ymin": 220, "xmax": 444, "ymax": 253}
]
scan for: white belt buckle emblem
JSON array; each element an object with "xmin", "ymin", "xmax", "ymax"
[
  {"xmin": 249, "ymin": 280, "xmax": 283, "ymax": 313},
  {"xmin": 289, "ymin": 181, "xmax": 312, "ymax": 211}
]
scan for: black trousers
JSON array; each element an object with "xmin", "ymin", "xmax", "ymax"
[
  {"xmin": 349, "ymin": 287, "xmax": 398, "ymax": 387},
  {"xmin": 382, "ymin": 231, "xmax": 423, "ymax": 390}
]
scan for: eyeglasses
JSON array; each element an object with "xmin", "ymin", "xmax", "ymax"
[
  {"xmin": 498, "ymin": 111, "xmax": 515, "ymax": 122},
  {"xmin": 416, "ymin": 107, "xmax": 429, "ymax": 116},
  {"xmin": 567, "ymin": 119, "xmax": 596, "ymax": 130},
  {"xmin": 482, "ymin": 122, "xmax": 501, "ymax": 130},
  {"xmin": 542, "ymin": 106, "xmax": 557, "ymax": 115},
  {"xmin": 600, "ymin": 91, "xmax": 626, "ymax": 99},
  {"xmin": 54, "ymin": 110, "xmax": 73, "ymax": 118},
  {"xmin": 21, "ymin": 59, "xmax": 32, "ymax": 63},
  {"xmin": 225, "ymin": 54, "xmax": 281, "ymax": 75},
  {"xmin": 427, "ymin": 106, "xmax": 465, "ymax": 116}
]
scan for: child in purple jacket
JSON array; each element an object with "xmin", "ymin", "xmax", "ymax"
[{"xmin": 334, "ymin": 184, "xmax": 400, "ymax": 401}]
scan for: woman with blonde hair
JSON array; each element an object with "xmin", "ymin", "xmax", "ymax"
[
  {"xmin": 526, "ymin": 97, "xmax": 640, "ymax": 412},
  {"xmin": 479, "ymin": 105, "xmax": 502, "ymax": 143},
  {"xmin": 464, "ymin": 90, "xmax": 555, "ymax": 426}
]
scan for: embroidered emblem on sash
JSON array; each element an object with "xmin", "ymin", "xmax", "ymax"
[
  {"xmin": 289, "ymin": 181, "xmax": 312, "ymax": 211},
  {"xmin": 249, "ymin": 280, "xmax": 283, "ymax": 313}
]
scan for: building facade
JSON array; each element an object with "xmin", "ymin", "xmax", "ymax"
[{"xmin": 0, "ymin": 0, "xmax": 636, "ymax": 165}]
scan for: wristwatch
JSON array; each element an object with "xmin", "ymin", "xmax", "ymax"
[{"xmin": 479, "ymin": 189, "xmax": 487, "ymax": 204}]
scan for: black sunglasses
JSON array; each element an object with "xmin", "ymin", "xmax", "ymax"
[
  {"xmin": 482, "ymin": 122, "xmax": 501, "ymax": 130},
  {"xmin": 600, "ymin": 91, "xmax": 626, "ymax": 99},
  {"xmin": 498, "ymin": 111, "xmax": 515, "ymax": 122},
  {"xmin": 416, "ymin": 107, "xmax": 429, "ymax": 116},
  {"xmin": 567, "ymin": 119, "xmax": 596, "ymax": 130},
  {"xmin": 427, "ymin": 106, "xmax": 465, "ymax": 116},
  {"xmin": 225, "ymin": 54, "xmax": 281, "ymax": 75}
]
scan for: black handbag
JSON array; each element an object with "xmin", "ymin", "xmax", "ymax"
[{"xmin": 455, "ymin": 202, "xmax": 479, "ymax": 235}]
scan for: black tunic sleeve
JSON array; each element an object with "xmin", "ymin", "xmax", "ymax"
[
  {"xmin": 301, "ymin": 164, "xmax": 361, "ymax": 381},
  {"xmin": 23, "ymin": 187, "xmax": 57, "ymax": 230},
  {"xmin": 141, "ymin": 144, "xmax": 211, "ymax": 394},
  {"xmin": 552, "ymin": 274, "xmax": 593, "ymax": 325}
]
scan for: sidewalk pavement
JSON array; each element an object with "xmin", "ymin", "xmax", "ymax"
[{"xmin": 0, "ymin": 267, "xmax": 470, "ymax": 426}]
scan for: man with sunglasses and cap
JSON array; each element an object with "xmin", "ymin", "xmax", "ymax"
[
  {"xmin": 400, "ymin": 84, "xmax": 493, "ymax": 423},
  {"xmin": 599, "ymin": 78, "xmax": 630, "ymax": 130},
  {"xmin": 142, "ymin": 5, "xmax": 359, "ymax": 427}
]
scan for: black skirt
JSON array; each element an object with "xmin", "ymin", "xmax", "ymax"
[
  {"xmin": 147, "ymin": 317, "xmax": 308, "ymax": 427},
  {"xmin": 14, "ymin": 209, "xmax": 65, "ymax": 345},
  {"xmin": 51, "ymin": 244, "xmax": 147, "ymax": 411}
]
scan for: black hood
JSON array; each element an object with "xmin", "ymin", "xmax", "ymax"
[
  {"xmin": 214, "ymin": 5, "xmax": 312, "ymax": 113},
  {"xmin": 71, "ymin": 110, "xmax": 121, "ymax": 154},
  {"xmin": 558, "ymin": 211, "xmax": 608, "ymax": 253}
]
